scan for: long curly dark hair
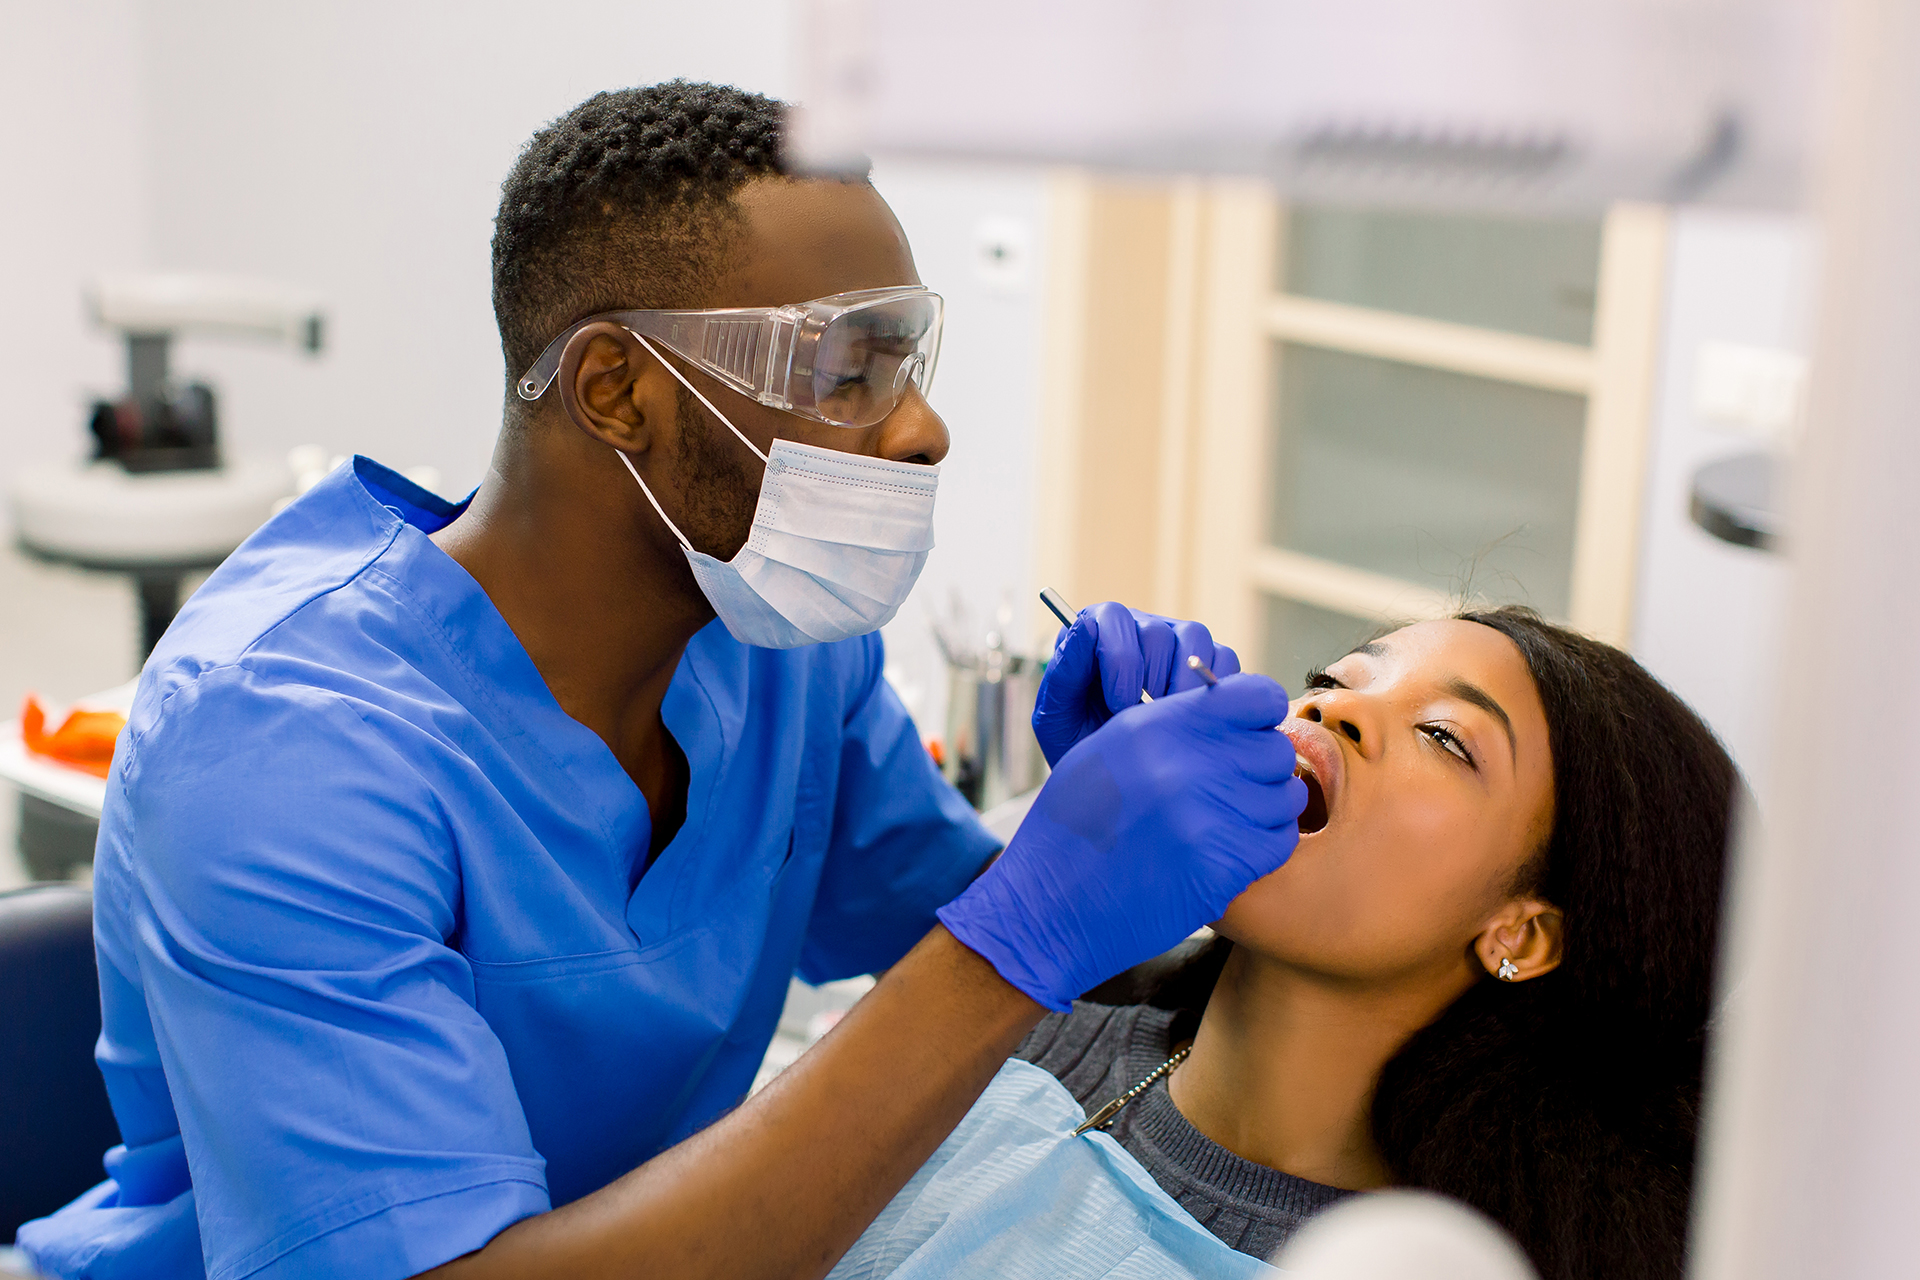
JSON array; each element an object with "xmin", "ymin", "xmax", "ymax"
[{"xmin": 1114, "ymin": 606, "xmax": 1739, "ymax": 1280}]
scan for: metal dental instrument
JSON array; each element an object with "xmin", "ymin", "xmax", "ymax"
[
  {"xmin": 1040, "ymin": 588, "xmax": 1154, "ymax": 702},
  {"xmin": 1038, "ymin": 587, "xmax": 1075, "ymax": 630},
  {"xmin": 1186, "ymin": 655, "xmax": 1220, "ymax": 687}
]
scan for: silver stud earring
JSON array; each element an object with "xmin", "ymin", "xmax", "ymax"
[{"xmin": 1497, "ymin": 957, "xmax": 1519, "ymax": 982}]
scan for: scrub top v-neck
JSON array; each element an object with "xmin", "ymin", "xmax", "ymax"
[{"xmin": 18, "ymin": 458, "xmax": 996, "ymax": 1280}]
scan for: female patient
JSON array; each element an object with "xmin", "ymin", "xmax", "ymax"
[{"xmin": 1015, "ymin": 606, "xmax": 1736, "ymax": 1280}]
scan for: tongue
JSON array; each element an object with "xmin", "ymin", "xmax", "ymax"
[{"xmin": 1297, "ymin": 771, "xmax": 1329, "ymax": 834}]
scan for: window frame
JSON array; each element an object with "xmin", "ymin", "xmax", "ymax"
[
  {"xmin": 1031, "ymin": 176, "xmax": 1667, "ymax": 661},
  {"xmin": 1191, "ymin": 193, "xmax": 1669, "ymax": 656}
]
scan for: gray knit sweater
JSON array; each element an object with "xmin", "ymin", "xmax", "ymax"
[{"xmin": 1016, "ymin": 1002, "xmax": 1355, "ymax": 1263}]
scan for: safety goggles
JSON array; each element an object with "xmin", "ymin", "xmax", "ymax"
[{"xmin": 516, "ymin": 285, "xmax": 943, "ymax": 428}]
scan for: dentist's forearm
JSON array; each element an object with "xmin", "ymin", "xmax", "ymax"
[{"xmin": 422, "ymin": 926, "xmax": 1041, "ymax": 1280}]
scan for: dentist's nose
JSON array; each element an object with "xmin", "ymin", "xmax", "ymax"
[{"xmin": 869, "ymin": 384, "xmax": 949, "ymax": 466}]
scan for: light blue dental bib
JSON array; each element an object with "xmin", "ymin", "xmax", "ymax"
[{"xmin": 830, "ymin": 1060, "xmax": 1280, "ymax": 1280}]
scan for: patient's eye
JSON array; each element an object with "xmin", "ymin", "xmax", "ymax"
[
  {"xmin": 1423, "ymin": 724, "xmax": 1475, "ymax": 768},
  {"xmin": 1303, "ymin": 666, "xmax": 1341, "ymax": 691}
]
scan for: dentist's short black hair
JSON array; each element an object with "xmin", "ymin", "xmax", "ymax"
[{"xmin": 491, "ymin": 80, "xmax": 865, "ymax": 392}]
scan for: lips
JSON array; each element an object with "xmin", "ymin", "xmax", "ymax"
[{"xmin": 1281, "ymin": 724, "xmax": 1341, "ymax": 836}]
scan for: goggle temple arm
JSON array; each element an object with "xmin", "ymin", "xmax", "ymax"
[
  {"xmin": 515, "ymin": 312, "xmax": 750, "ymax": 404},
  {"xmin": 516, "ymin": 331, "xmax": 571, "ymax": 401}
]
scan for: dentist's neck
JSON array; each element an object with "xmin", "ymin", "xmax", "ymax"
[
  {"xmin": 431, "ymin": 420, "xmax": 714, "ymax": 760},
  {"xmin": 1167, "ymin": 946, "xmax": 1467, "ymax": 1191}
]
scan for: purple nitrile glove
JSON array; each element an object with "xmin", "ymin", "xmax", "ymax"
[
  {"xmin": 1032, "ymin": 601, "xmax": 1243, "ymax": 769},
  {"xmin": 940, "ymin": 673, "xmax": 1304, "ymax": 1012}
]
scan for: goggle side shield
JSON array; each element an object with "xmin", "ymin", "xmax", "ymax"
[{"xmin": 517, "ymin": 286, "xmax": 943, "ymax": 428}]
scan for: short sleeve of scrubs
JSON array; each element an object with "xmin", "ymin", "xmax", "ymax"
[
  {"xmin": 798, "ymin": 636, "xmax": 1001, "ymax": 982},
  {"xmin": 114, "ymin": 665, "xmax": 548, "ymax": 1280}
]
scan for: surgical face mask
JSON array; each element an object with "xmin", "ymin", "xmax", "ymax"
[{"xmin": 617, "ymin": 334, "xmax": 938, "ymax": 649}]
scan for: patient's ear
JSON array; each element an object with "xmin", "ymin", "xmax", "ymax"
[{"xmin": 1472, "ymin": 900, "xmax": 1563, "ymax": 983}]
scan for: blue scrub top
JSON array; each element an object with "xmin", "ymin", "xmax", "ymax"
[{"xmin": 18, "ymin": 459, "xmax": 996, "ymax": 1280}]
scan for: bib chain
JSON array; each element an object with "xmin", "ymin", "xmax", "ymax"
[{"xmin": 1072, "ymin": 1045, "xmax": 1192, "ymax": 1137}]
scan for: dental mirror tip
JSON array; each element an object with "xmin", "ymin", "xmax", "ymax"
[{"xmin": 1187, "ymin": 655, "xmax": 1220, "ymax": 687}]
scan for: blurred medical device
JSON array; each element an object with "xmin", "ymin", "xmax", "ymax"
[
  {"xmin": 8, "ymin": 274, "xmax": 320, "ymax": 656},
  {"xmin": 83, "ymin": 274, "xmax": 323, "ymax": 473},
  {"xmin": 793, "ymin": 0, "xmax": 1819, "ymax": 211},
  {"xmin": 1273, "ymin": 1191, "xmax": 1538, "ymax": 1280},
  {"xmin": 797, "ymin": 0, "xmax": 1816, "ymax": 571},
  {"xmin": 929, "ymin": 600, "xmax": 1047, "ymax": 812}
]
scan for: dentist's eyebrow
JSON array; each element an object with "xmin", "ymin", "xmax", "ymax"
[{"xmin": 1445, "ymin": 677, "xmax": 1516, "ymax": 763}]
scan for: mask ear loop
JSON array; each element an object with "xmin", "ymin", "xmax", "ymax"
[
  {"xmin": 628, "ymin": 331, "xmax": 769, "ymax": 465},
  {"xmin": 612, "ymin": 331, "xmax": 771, "ymax": 556},
  {"xmin": 613, "ymin": 449, "xmax": 695, "ymax": 555}
]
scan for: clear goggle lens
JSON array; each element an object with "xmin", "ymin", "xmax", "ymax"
[
  {"xmin": 516, "ymin": 287, "xmax": 943, "ymax": 429},
  {"xmin": 804, "ymin": 291, "xmax": 941, "ymax": 426}
]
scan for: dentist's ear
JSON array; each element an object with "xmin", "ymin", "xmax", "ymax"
[
  {"xmin": 1473, "ymin": 900, "xmax": 1564, "ymax": 983},
  {"xmin": 555, "ymin": 321, "xmax": 670, "ymax": 453}
]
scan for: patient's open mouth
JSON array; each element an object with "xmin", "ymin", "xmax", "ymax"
[{"xmin": 1295, "ymin": 761, "xmax": 1329, "ymax": 834}]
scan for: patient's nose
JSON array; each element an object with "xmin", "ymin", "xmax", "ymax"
[{"xmin": 1301, "ymin": 695, "xmax": 1372, "ymax": 756}]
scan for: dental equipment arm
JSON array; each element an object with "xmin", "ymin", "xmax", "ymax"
[{"xmin": 423, "ymin": 673, "xmax": 1302, "ymax": 1280}]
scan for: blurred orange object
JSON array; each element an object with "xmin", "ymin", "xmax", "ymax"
[{"xmin": 21, "ymin": 695, "xmax": 127, "ymax": 779}]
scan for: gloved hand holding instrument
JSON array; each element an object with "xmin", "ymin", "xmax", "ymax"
[
  {"xmin": 1030, "ymin": 590, "xmax": 1245, "ymax": 768},
  {"xmin": 938, "ymin": 592, "xmax": 1305, "ymax": 1012}
]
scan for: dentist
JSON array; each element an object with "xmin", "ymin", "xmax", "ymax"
[{"xmin": 20, "ymin": 82, "xmax": 1304, "ymax": 1280}]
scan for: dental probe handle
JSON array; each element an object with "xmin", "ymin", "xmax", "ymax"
[
  {"xmin": 1039, "ymin": 588, "xmax": 1154, "ymax": 702},
  {"xmin": 1039, "ymin": 587, "xmax": 1077, "ymax": 631}
]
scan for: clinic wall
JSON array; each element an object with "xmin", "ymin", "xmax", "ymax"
[
  {"xmin": 1630, "ymin": 209, "xmax": 1814, "ymax": 792},
  {"xmin": 137, "ymin": 0, "xmax": 800, "ymax": 497},
  {"xmin": 0, "ymin": 0, "xmax": 151, "ymax": 486},
  {"xmin": 870, "ymin": 161, "xmax": 1048, "ymax": 734}
]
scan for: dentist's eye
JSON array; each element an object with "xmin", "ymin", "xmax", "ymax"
[{"xmin": 1423, "ymin": 724, "xmax": 1475, "ymax": 768}]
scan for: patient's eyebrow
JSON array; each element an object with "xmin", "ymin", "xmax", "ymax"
[
  {"xmin": 1351, "ymin": 641, "xmax": 1389, "ymax": 659},
  {"xmin": 1445, "ymin": 678, "xmax": 1517, "ymax": 763}
]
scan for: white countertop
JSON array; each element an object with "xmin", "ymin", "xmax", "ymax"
[{"xmin": 0, "ymin": 682, "xmax": 137, "ymax": 820}]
